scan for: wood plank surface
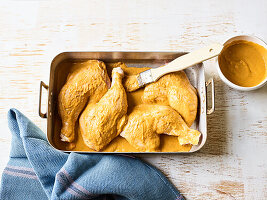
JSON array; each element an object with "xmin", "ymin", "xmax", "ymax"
[{"xmin": 0, "ymin": 1, "xmax": 266, "ymax": 199}]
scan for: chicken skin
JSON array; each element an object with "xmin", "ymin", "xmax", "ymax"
[
  {"xmin": 79, "ymin": 67, "xmax": 128, "ymax": 151},
  {"xmin": 120, "ymin": 104, "xmax": 201, "ymax": 152},
  {"xmin": 58, "ymin": 60, "xmax": 110, "ymax": 142},
  {"xmin": 142, "ymin": 71, "xmax": 198, "ymax": 127}
]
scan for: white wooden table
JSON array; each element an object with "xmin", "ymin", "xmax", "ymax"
[{"xmin": 0, "ymin": 1, "xmax": 266, "ymax": 199}]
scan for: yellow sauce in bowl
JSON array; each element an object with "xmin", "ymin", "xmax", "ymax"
[{"xmin": 218, "ymin": 40, "xmax": 267, "ymax": 87}]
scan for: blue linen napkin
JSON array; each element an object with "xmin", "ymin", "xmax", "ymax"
[{"xmin": 0, "ymin": 108, "xmax": 184, "ymax": 200}]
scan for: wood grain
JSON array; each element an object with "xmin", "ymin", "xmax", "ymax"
[{"xmin": 0, "ymin": 0, "xmax": 267, "ymax": 199}]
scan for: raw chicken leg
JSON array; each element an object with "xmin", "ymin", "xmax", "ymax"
[
  {"xmin": 79, "ymin": 67, "xmax": 128, "ymax": 151},
  {"xmin": 120, "ymin": 104, "xmax": 201, "ymax": 152},
  {"xmin": 142, "ymin": 71, "xmax": 198, "ymax": 127},
  {"xmin": 58, "ymin": 60, "xmax": 110, "ymax": 142}
]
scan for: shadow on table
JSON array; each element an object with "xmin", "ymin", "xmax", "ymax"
[
  {"xmin": 199, "ymin": 78, "xmax": 267, "ymax": 155},
  {"xmin": 199, "ymin": 78, "xmax": 230, "ymax": 155}
]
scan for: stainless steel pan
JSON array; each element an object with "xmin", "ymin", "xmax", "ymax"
[{"xmin": 39, "ymin": 52, "xmax": 215, "ymax": 153}]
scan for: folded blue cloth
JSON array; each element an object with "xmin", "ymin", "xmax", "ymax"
[{"xmin": 0, "ymin": 109, "xmax": 184, "ymax": 200}]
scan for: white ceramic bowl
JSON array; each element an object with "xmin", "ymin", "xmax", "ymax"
[{"xmin": 216, "ymin": 35, "xmax": 267, "ymax": 91}]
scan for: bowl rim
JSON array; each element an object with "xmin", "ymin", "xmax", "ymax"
[{"xmin": 216, "ymin": 35, "xmax": 267, "ymax": 91}]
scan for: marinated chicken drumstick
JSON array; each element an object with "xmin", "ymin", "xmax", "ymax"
[
  {"xmin": 120, "ymin": 104, "xmax": 201, "ymax": 152},
  {"xmin": 58, "ymin": 60, "xmax": 110, "ymax": 142},
  {"xmin": 79, "ymin": 67, "xmax": 128, "ymax": 151},
  {"xmin": 142, "ymin": 71, "xmax": 198, "ymax": 127}
]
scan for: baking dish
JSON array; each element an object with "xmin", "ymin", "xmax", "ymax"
[{"xmin": 39, "ymin": 52, "xmax": 215, "ymax": 153}]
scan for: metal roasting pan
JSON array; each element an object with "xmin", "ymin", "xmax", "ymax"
[{"xmin": 39, "ymin": 52, "xmax": 215, "ymax": 153}]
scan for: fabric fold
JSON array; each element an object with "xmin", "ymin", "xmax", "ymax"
[{"xmin": 0, "ymin": 108, "xmax": 184, "ymax": 200}]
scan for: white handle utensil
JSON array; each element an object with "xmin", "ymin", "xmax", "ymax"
[
  {"xmin": 125, "ymin": 43, "xmax": 224, "ymax": 92},
  {"xmin": 150, "ymin": 43, "xmax": 223, "ymax": 82}
]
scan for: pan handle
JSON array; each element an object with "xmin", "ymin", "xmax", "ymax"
[
  {"xmin": 39, "ymin": 81, "xmax": 48, "ymax": 118},
  {"xmin": 206, "ymin": 78, "xmax": 215, "ymax": 115}
]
